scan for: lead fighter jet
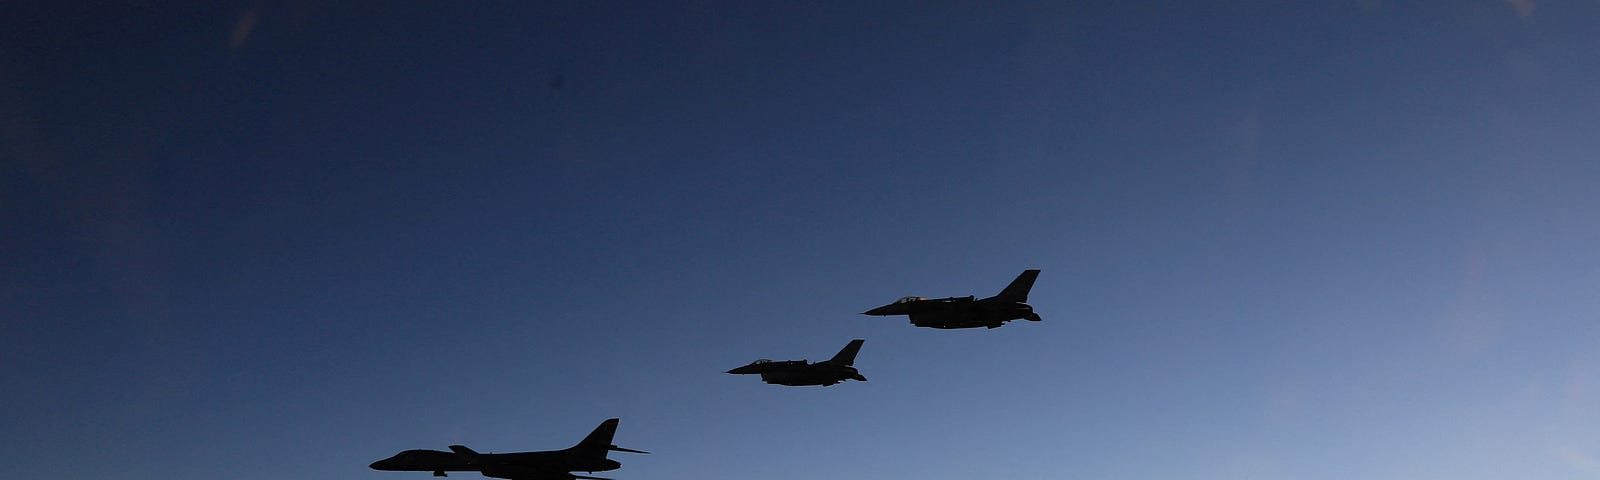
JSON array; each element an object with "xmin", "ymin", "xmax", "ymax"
[
  {"xmin": 370, "ymin": 418, "xmax": 647, "ymax": 480},
  {"xmin": 863, "ymin": 269, "xmax": 1042, "ymax": 329},
  {"xmin": 726, "ymin": 339, "xmax": 867, "ymax": 386}
]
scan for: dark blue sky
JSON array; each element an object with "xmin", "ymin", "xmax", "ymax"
[{"xmin": 5, "ymin": 2, "xmax": 1599, "ymax": 479}]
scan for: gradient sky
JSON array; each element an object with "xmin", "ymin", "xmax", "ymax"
[{"xmin": 5, "ymin": 2, "xmax": 1599, "ymax": 479}]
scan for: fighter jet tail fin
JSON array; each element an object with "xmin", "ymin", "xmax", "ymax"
[
  {"xmin": 826, "ymin": 339, "xmax": 866, "ymax": 366},
  {"xmin": 993, "ymin": 269, "xmax": 1040, "ymax": 303}
]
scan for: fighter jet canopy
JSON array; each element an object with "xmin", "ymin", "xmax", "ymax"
[{"xmin": 894, "ymin": 296, "xmax": 927, "ymax": 304}]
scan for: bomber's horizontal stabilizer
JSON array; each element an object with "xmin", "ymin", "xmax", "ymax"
[{"xmin": 609, "ymin": 445, "xmax": 649, "ymax": 454}]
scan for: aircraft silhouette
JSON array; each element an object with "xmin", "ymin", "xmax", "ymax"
[
  {"xmin": 370, "ymin": 418, "xmax": 647, "ymax": 480},
  {"xmin": 726, "ymin": 339, "xmax": 867, "ymax": 386},
  {"xmin": 862, "ymin": 269, "xmax": 1041, "ymax": 329}
]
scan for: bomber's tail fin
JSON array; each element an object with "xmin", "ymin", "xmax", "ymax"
[
  {"xmin": 993, "ymin": 269, "xmax": 1040, "ymax": 303},
  {"xmin": 573, "ymin": 418, "xmax": 648, "ymax": 456},
  {"xmin": 575, "ymin": 418, "xmax": 620, "ymax": 452},
  {"xmin": 826, "ymin": 339, "xmax": 866, "ymax": 366}
]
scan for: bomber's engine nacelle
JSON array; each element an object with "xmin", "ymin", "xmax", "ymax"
[{"xmin": 480, "ymin": 465, "xmax": 542, "ymax": 480}]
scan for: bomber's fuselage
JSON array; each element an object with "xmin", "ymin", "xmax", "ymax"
[
  {"xmin": 370, "ymin": 450, "xmax": 474, "ymax": 473},
  {"xmin": 370, "ymin": 449, "xmax": 621, "ymax": 478}
]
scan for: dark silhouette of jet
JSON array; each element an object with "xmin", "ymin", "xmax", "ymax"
[
  {"xmin": 726, "ymin": 339, "xmax": 867, "ymax": 386},
  {"xmin": 862, "ymin": 269, "xmax": 1042, "ymax": 329},
  {"xmin": 370, "ymin": 418, "xmax": 647, "ymax": 480}
]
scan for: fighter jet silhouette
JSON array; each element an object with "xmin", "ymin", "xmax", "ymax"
[
  {"xmin": 863, "ymin": 269, "xmax": 1041, "ymax": 329},
  {"xmin": 726, "ymin": 339, "xmax": 867, "ymax": 386}
]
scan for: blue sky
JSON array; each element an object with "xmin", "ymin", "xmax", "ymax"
[{"xmin": 4, "ymin": 2, "xmax": 1599, "ymax": 479}]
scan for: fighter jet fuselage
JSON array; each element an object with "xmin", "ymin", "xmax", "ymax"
[
  {"xmin": 870, "ymin": 297, "xmax": 1038, "ymax": 329},
  {"xmin": 863, "ymin": 270, "xmax": 1042, "ymax": 329},
  {"xmin": 370, "ymin": 418, "xmax": 646, "ymax": 480},
  {"xmin": 727, "ymin": 339, "xmax": 867, "ymax": 387}
]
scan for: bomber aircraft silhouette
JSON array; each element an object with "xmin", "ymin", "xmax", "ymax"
[
  {"xmin": 726, "ymin": 339, "xmax": 867, "ymax": 386},
  {"xmin": 863, "ymin": 269, "xmax": 1042, "ymax": 329},
  {"xmin": 370, "ymin": 418, "xmax": 647, "ymax": 480}
]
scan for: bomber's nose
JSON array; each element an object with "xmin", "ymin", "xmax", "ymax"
[{"xmin": 370, "ymin": 456, "xmax": 402, "ymax": 471}]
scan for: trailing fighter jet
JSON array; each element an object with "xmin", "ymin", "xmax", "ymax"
[
  {"xmin": 370, "ymin": 418, "xmax": 647, "ymax": 480},
  {"xmin": 725, "ymin": 339, "xmax": 867, "ymax": 386},
  {"xmin": 863, "ymin": 269, "xmax": 1042, "ymax": 329}
]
